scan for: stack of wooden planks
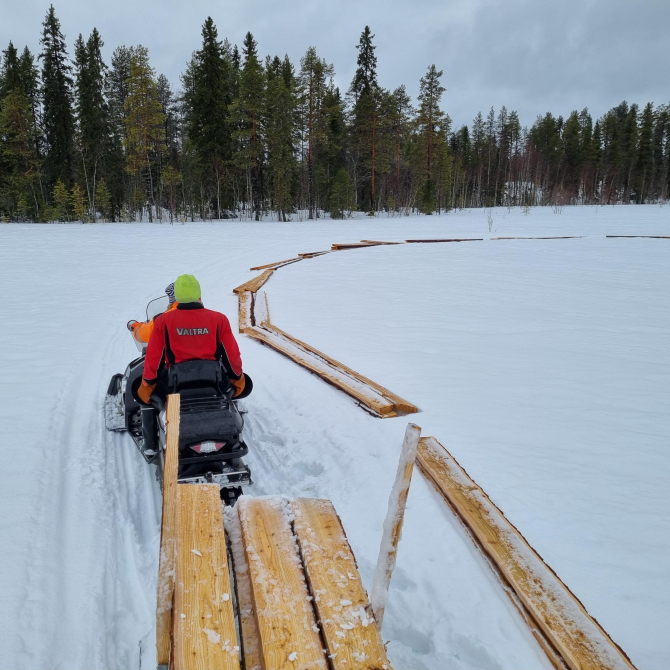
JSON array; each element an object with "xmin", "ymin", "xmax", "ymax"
[{"xmin": 158, "ymin": 393, "xmax": 392, "ymax": 670}]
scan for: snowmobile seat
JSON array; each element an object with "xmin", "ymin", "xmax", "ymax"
[{"xmin": 167, "ymin": 360, "xmax": 232, "ymax": 396}]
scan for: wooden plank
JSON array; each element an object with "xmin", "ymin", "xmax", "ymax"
[
  {"xmin": 172, "ymin": 484, "xmax": 241, "ymax": 670},
  {"xmin": 238, "ymin": 291, "xmax": 253, "ymax": 333},
  {"xmin": 233, "ymin": 269, "xmax": 274, "ymax": 295},
  {"xmin": 405, "ymin": 238, "xmax": 483, "ymax": 243},
  {"xmin": 606, "ymin": 235, "xmax": 670, "ymax": 239},
  {"xmin": 223, "ymin": 506, "xmax": 262, "ymax": 670},
  {"xmin": 250, "ymin": 257, "xmax": 302, "ymax": 271},
  {"xmin": 360, "ymin": 240, "xmax": 404, "ymax": 245},
  {"xmin": 491, "ymin": 236, "xmax": 583, "ymax": 240},
  {"xmin": 238, "ymin": 497, "xmax": 327, "ymax": 670},
  {"xmin": 416, "ymin": 437, "xmax": 637, "ymax": 670},
  {"xmin": 331, "ymin": 242, "xmax": 382, "ymax": 250},
  {"xmin": 371, "ymin": 423, "xmax": 421, "ymax": 628},
  {"xmin": 156, "ymin": 394, "xmax": 181, "ymax": 665},
  {"xmin": 253, "ymin": 291, "xmax": 271, "ymax": 327},
  {"xmin": 244, "ymin": 326, "xmax": 395, "ymax": 416},
  {"xmin": 262, "ymin": 322, "xmax": 418, "ymax": 415},
  {"xmin": 298, "ymin": 251, "xmax": 330, "ymax": 258},
  {"xmin": 292, "ymin": 498, "xmax": 393, "ymax": 670}
]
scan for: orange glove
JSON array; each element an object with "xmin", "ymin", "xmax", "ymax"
[
  {"xmin": 138, "ymin": 379, "xmax": 156, "ymax": 404},
  {"xmin": 230, "ymin": 376, "xmax": 245, "ymax": 398}
]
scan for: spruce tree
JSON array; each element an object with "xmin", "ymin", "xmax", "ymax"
[
  {"xmin": 299, "ymin": 47, "xmax": 334, "ymax": 218},
  {"xmin": 39, "ymin": 5, "xmax": 74, "ymax": 188},
  {"xmin": 182, "ymin": 17, "xmax": 232, "ymax": 218},
  {"xmin": 636, "ymin": 102, "xmax": 654, "ymax": 202},
  {"xmin": 107, "ymin": 46, "xmax": 132, "ymax": 218},
  {"xmin": 265, "ymin": 55, "xmax": 297, "ymax": 221},
  {"xmin": 74, "ymin": 28, "xmax": 109, "ymax": 216},
  {"xmin": 231, "ymin": 32, "xmax": 265, "ymax": 220},
  {"xmin": 329, "ymin": 168, "xmax": 356, "ymax": 218},
  {"xmin": 0, "ymin": 43, "xmax": 21, "ymax": 98},
  {"xmin": 349, "ymin": 27, "xmax": 381, "ymax": 211}
]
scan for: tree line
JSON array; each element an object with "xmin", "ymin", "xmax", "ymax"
[{"xmin": 1, "ymin": 7, "xmax": 669, "ymax": 222}]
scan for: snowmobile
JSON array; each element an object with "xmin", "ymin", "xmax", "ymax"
[{"xmin": 104, "ymin": 294, "xmax": 253, "ymax": 505}]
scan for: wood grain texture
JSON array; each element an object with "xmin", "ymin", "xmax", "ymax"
[
  {"xmin": 244, "ymin": 326, "xmax": 395, "ymax": 416},
  {"xmin": 238, "ymin": 497, "xmax": 327, "ymax": 670},
  {"xmin": 238, "ymin": 291, "xmax": 253, "ymax": 333},
  {"xmin": 156, "ymin": 394, "xmax": 181, "ymax": 665},
  {"xmin": 224, "ymin": 506, "xmax": 263, "ymax": 670},
  {"xmin": 262, "ymin": 323, "xmax": 417, "ymax": 415},
  {"xmin": 172, "ymin": 484, "xmax": 241, "ymax": 670},
  {"xmin": 292, "ymin": 499, "xmax": 392, "ymax": 670},
  {"xmin": 416, "ymin": 437, "xmax": 637, "ymax": 670},
  {"xmin": 233, "ymin": 269, "xmax": 275, "ymax": 295}
]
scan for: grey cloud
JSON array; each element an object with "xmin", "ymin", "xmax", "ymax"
[{"xmin": 3, "ymin": 0, "xmax": 668, "ymax": 128}]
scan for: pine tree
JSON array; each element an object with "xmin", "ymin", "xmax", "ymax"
[
  {"xmin": 123, "ymin": 46, "xmax": 166, "ymax": 222},
  {"xmin": 415, "ymin": 64, "xmax": 448, "ymax": 212},
  {"xmin": 0, "ymin": 89, "xmax": 41, "ymax": 219},
  {"xmin": 39, "ymin": 5, "xmax": 75, "ymax": 188},
  {"xmin": 231, "ymin": 32, "xmax": 265, "ymax": 220}
]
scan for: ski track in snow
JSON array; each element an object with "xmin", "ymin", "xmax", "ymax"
[{"xmin": 0, "ymin": 206, "xmax": 667, "ymax": 669}]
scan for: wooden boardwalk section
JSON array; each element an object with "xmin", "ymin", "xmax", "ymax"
[
  {"xmin": 233, "ymin": 275, "xmax": 418, "ymax": 417},
  {"xmin": 156, "ymin": 402, "xmax": 392, "ymax": 669},
  {"xmin": 221, "ymin": 238, "xmax": 642, "ymax": 670},
  {"xmin": 417, "ymin": 436, "xmax": 637, "ymax": 670}
]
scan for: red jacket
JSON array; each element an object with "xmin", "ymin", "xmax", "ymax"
[{"xmin": 143, "ymin": 303, "xmax": 242, "ymax": 384}]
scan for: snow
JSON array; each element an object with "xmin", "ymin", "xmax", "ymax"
[{"xmin": 0, "ymin": 205, "xmax": 667, "ymax": 669}]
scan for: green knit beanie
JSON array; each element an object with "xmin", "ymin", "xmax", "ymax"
[{"xmin": 174, "ymin": 274, "xmax": 201, "ymax": 303}]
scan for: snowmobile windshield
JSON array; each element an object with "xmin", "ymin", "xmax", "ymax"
[{"xmin": 146, "ymin": 295, "xmax": 169, "ymax": 321}]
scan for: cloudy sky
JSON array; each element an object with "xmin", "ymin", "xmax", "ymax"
[{"xmin": 4, "ymin": 0, "xmax": 669, "ymax": 128}]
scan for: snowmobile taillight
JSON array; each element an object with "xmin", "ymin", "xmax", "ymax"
[{"xmin": 190, "ymin": 440, "xmax": 225, "ymax": 454}]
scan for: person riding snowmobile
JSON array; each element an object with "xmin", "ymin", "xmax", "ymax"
[
  {"xmin": 127, "ymin": 282, "xmax": 178, "ymax": 347},
  {"xmin": 137, "ymin": 274, "xmax": 246, "ymax": 404}
]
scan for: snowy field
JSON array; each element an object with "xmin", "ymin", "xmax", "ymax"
[{"xmin": 0, "ymin": 205, "xmax": 668, "ymax": 669}]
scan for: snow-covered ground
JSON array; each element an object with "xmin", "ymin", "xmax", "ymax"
[{"xmin": 0, "ymin": 205, "xmax": 668, "ymax": 669}]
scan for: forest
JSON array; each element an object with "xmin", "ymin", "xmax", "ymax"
[{"xmin": 1, "ymin": 6, "xmax": 669, "ymax": 222}]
